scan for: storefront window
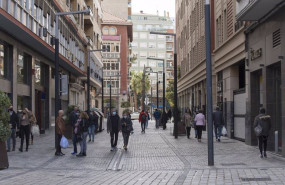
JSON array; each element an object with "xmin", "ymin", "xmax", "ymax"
[
  {"xmin": 0, "ymin": 43, "xmax": 8, "ymax": 79},
  {"xmin": 17, "ymin": 53, "xmax": 30, "ymax": 84},
  {"xmin": 35, "ymin": 62, "xmax": 41, "ymax": 85}
]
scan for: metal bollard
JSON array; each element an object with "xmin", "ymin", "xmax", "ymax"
[{"xmin": 275, "ymin": 131, "xmax": 278, "ymax": 153}]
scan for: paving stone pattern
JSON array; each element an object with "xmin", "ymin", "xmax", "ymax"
[{"xmin": 0, "ymin": 120, "xmax": 285, "ymax": 184}]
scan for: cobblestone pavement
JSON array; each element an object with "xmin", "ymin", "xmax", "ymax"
[{"xmin": 1, "ymin": 120, "xmax": 285, "ymax": 185}]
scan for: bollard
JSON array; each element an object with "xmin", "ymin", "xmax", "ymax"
[{"xmin": 275, "ymin": 131, "xmax": 278, "ymax": 153}]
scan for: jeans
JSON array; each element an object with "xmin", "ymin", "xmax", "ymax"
[
  {"xmin": 196, "ymin": 126, "xmax": 203, "ymax": 139},
  {"xmin": 88, "ymin": 125, "xmax": 96, "ymax": 141},
  {"xmin": 110, "ymin": 131, "xmax": 119, "ymax": 147},
  {"xmin": 141, "ymin": 122, "xmax": 146, "ymax": 132},
  {"xmin": 56, "ymin": 134, "xmax": 62, "ymax": 154},
  {"xmin": 258, "ymin": 136, "xmax": 268, "ymax": 153},
  {"xmin": 72, "ymin": 133, "xmax": 78, "ymax": 153},
  {"xmin": 7, "ymin": 129, "xmax": 16, "ymax": 150},
  {"xmin": 214, "ymin": 125, "xmax": 222, "ymax": 139},
  {"xmin": 20, "ymin": 125, "xmax": 30, "ymax": 150},
  {"xmin": 80, "ymin": 132, "xmax": 88, "ymax": 154},
  {"xmin": 122, "ymin": 132, "xmax": 130, "ymax": 146},
  {"xmin": 155, "ymin": 119, "xmax": 159, "ymax": 128},
  {"xmin": 186, "ymin": 127, "xmax": 191, "ymax": 138},
  {"xmin": 145, "ymin": 120, "xmax": 148, "ymax": 128}
]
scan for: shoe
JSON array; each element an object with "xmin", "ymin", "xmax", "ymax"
[
  {"xmin": 76, "ymin": 153, "xmax": 83, "ymax": 157},
  {"xmin": 110, "ymin": 147, "xmax": 114, "ymax": 151},
  {"xmin": 71, "ymin": 152, "xmax": 77, "ymax": 155},
  {"xmin": 19, "ymin": 148, "xmax": 23, "ymax": 152},
  {"xmin": 55, "ymin": 152, "xmax": 63, "ymax": 156},
  {"xmin": 218, "ymin": 139, "xmax": 221, "ymax": 142},
  {"xmin": 264, "ymin": 153, "xmax": 267, "ymax": 158},
  {"xmin": 82, "ymin": 153, "xmax": 86, "ymax": 156},
  {"xmin": 60, "ymin": 152, "xmax": 65, "ymax": 155},
  {"xmin": 124, "ymin": 147, "xmax": 128, "ymax": 151}
]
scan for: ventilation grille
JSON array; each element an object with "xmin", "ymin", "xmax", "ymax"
[{"xmin": 273, "ymin": 29, "xmax": 281, "ymax": 48}]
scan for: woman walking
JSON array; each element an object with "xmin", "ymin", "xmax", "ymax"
[
  {"xmin": 19, "ymin": 109, "xmax": 30, "ymax": 152},
  {"xmin": 194, "ymin": 110, "xmax": 206, "ymax": 142},
  {"xmin": 26, "ymin": 108, "xmax": 37, "ymax": 145},
  {"xmin": 77, "ymin": 112, "xmax": 89, "ymax": 157},
  {"xmin": 121, "ymin": 113, "xmax": 133, "ymax": 151},
  {"xmin": 183, "ymin": 108, "xmax": 193, "ymax": 139}
]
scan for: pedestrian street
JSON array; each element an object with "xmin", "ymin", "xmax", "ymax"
[{"xmin": 1, "ymin": 120, "xmax": 285, "ymax": 185}]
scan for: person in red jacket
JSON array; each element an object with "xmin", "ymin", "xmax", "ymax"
[{"xmin": 139, "ymin": 110, "xmax": 147, "ymax": 133}]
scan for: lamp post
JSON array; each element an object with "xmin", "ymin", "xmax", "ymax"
[
  {"xmin": 150, "ymin": 31, "xmax": 178, "ymax": 139},
  {"xmin": 87, "ymin": 49, "xmax": 106, "ymax": 116},
  {"xmin": 147, "ymin": 57, "xmax": 165, "ymax": 112},
  {"xmin": 147, "ymin": 69, "xmax": 159, "ymax": 109},
  {"xmin": 54, "ymin": 9, "xmax": 90, "ymax": 147}
]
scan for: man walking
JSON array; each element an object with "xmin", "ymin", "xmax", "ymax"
[
  {"xmin": 139, "ymin": 110, "xmax": 147, "ymax": 133},
  {"xmin": 55, "ymin": 110, "xmax": 65, "ymax": 156},
  {"xmin": 70, "ymin": 106, "xmax": 79, "ymax": 155},
  {"xmin": 254, "ymin": 108, "xmax": 271, "ymax": 158},
  {"xmin": 7, "ymin": 106, "xmax": 19, "ymax": 152},
  {"xmin": 213, "ymin": 106, "xmax": 224, "ymax": 142},
  {"xmin": 153, "ymin": 109, "xmax": 161, "ymax": 129},
  {"xmin": 107, "ymin": 109, "xmax": 121, "ymax": 151}
]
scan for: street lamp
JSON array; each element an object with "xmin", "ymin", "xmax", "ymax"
[
  {"xmin": 149, "ymin": 31, "xmax": 178, "ymax": 139},
  {"xmin": 87, "ymin": 49, "xmax": 106, "ymax": 116},
  {"xmin": 54, "ymin": 9, "xmax": 90, "ymax": 147},
  {"xmin": 147, "ymin": 57, "xmax": 166, "ymax": 112}
]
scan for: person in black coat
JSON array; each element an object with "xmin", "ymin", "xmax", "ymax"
[
  {"xmin": 212, "ymin": 106, "xmax": 224, "ymax": 142},
  {"xmin": 121, "ymin": 113, "xmax": 133, "ymax": 151},
  {"xmin": 161, "ymin": 111, "xmax": 168, "ymax": 130},
  {"xmin": 88, "ymin": 111, "xmax": 98, "ymax": 142},
  {"xmin": 69, "ymin": 106, "xmax": 79, "ymax": 155},
  {"xmin": 167, "ymin": 109, "xmax": 172, "ymax": 121},
  {"xmin": 77, "ymin": 112, "xmax": 89, "ymax": 157},
  {"xmin": 107, "ymin": 109, "xmax": 122, "ymax": 151},
  {"xmin": 7, "ymin": 106, "xmax": 19, "ymax": 152}
]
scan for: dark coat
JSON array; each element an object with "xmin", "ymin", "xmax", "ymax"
[
  {"xmin": 107, "ymin": 115, "xmax": 122, "ymax": 133},
  {"xmin": 9, "ymin": 111, "xmax": 19, "ymax": 129},
  {"xmin": 167, "ymin": 110, "xmax": 172, "ymax": 119},
  {"xmin": 121, "ymin": 118, "xmax": 133, "ymax": 133},
  {"xmin": 253, "ymin": 114, "xmax": 271, "ymax": 136},
  {"xmin": 153, "ymin": 111, "xmax": 161, "ymax": 120},
  {"xmin": 89, "ymin": 113, "xmax": 99, "ymax": 127},
  {"xmin": 79, "ymin": 118, "xmax": 89, "ymax": 133},
  {"xmin": 69, "ymin": 111, "xmax": 78, "ymax": 127},
  {"xmin": 212, "ymin": 110, "xmax": 224, "ymax": 126}
]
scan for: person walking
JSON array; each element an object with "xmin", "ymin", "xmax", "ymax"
[
  {"xmin": 107, "ymin": 109, "xmax": 121, "ymax": 151},
  {"xmin": 213, "ymin": 106, "xmax": 224, "ymax": 142},
  {"xmin": 145, "ymin": 110, "xmax": 150, "ymax": 129},
  {"xmin": 161, "ymin": 111, "xmax": 168, "ymax": 130},
  {"xmin": 153, "ymin": 109, "xmax": 161, "ymax": 129},
  {"xmin": 7, "ymin": 106, "xmax": 19, "ymax": 152},
  {"xmin": 70, "ymin": 106, "xmax": 79, "ymax": 155},
  {"xmin": 183, "ymin": 108, "xmax": 193, "ymax": 139},
  {"xmin": 19, "ymin": 109, "xmax": 30, "ymax": 152},
  {"xmin": 26, "ymin": 108, "xmax": 37, "ymax": 145},
  {"xmin": 139, "ymin": 110, "xmax": 147, "ymax": 133},
  {"xmin": 253, "ymin": 108, "xmax": 271, "ymax": 158},
  {"xmin": 55, "ymin": 110, "xmax": 65, "ymax": 156},
  {"xmin": 77, "ymin": 112, "xmax": 89, "ymax": 157},
  {"xmin": 88, "ymin": 110, "xmax": 98, "ymax": 142},
  {"xmin": 121, "ymin": 113, "xmax": 133, "ymax": 151},
  {"xmin": 167, "ymin": 109, "xmax": 172, "ymax": 122},
  {"xmin": 194, "ymin": 110, "xmax": 206, "ymax": 142}
]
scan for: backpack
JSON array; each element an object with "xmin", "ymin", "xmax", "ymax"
[{"xmin": 141, "ymin": 113, "xmax": 146, "ymax": 123}]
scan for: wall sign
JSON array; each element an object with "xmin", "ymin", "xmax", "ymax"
[{"xmin": 250, "ymin": 48, "xmax": 262, "ymax": 61}]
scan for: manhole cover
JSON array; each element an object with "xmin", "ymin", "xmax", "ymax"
[
  {"xmin": 240, "ymin": 177, "xmax": 271, "ymax": 182},
  {"xmin": 221, "ymin": 163, "xmax": 246, "ymax": 166}
]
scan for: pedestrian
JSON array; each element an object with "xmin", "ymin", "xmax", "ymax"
[
  {"xmin": 121, "ymin": 112, "xmax": 133, "ymax": 151},
  {"xmin": 213, "ymin": 106, "xmax": 224, "ymax": 142},
  {"xmin": 139, "ymin": 110, "xmax": 147, "ymax": 133},
  {"xmin": 7, "ymin": 106, "xmax": 19, "ymax": 152},
  {"xmin": 77, "ymin": 112, "xmax": 89, "ymax": 157},
  {"xmin": 107, "ymin": 109, "xmax": 121, "ymax": 151},
  {"xmin": 194, "ymin": 109, "xmax": 206, "ymax": 142},
  {"xmin": 153, "ymin": 109, "xmax": 161, "ymax": 129},
  {"xmin": 253, "ymin": 108, "xmax": 271, "ymax": 158},
  {"xmin": 183, "ymin": 108, "xmax": 193, "ymax": 139},
  {"xmin": 161, "ymin": 111, "xmax": 168, "ymax": 130},
  {"xmin": 167, "ymin": 109, "xmax": 172, "ymax": 122},
  {"xmin": 19, "ymin": 109, "xmax": 30, "ymax": 152},
  {"xmin": 55, "ymin": 110, "xmax": 65, "ymax": 156},
  {"xmin": 145, "ymin": 110, "xmax": 150, "ymax": 129},
  {"xmin": 69, "ymin": 106, "xmax": 79, "ymax": 155},
  {"xmin": 88, "ymin": 110, "xmax": 98, "ymax": 142},
  {"xmin": 193, "ymin": 108, "xmax": 198, "ymax": 138},
  {"xmin": 26, "ymin": 108, "xmax": 37, "ymax": 145}
]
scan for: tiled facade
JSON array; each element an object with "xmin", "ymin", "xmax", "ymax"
[{"xmin": 0, "ymin": 0, "xmax": 103, "ymax": 132}]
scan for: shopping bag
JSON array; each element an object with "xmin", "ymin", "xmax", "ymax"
[
  {"xmin": 60, "ymin": 136, "xmax": 69, "ymax": 149},
  {"xmin": 31, "ymin": 125, "xmax": 40, "ymax": 136},
  {"xmin": 222, "ymin": 126, "xmax": 227, "ymax": 136}
]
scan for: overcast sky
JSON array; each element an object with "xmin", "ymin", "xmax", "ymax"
[{"xmin": 132, "ymin": 0, "xmax": 175, "ymax": 17}]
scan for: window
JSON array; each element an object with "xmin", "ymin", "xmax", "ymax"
[
  {"xmin": 140, "ymin": 42, "xmax": 147, "ymax": 48},
  {"xmin": 157, "ymin": 53, "xmax": 165, "ymax": 58},
  {"xmin": 140, "ymin": 60, "xmax": 147, "ymax": 67},
  {"xmin": 35, "ymin": 62, "xmax": 43, "ymax": 85},
  {"xmin": 109, "ymin": 27, "xmax": 117, "ymax": 35},
  {"xmin": 158, "ymin": 35, "xmax": 165, "ymax": 39},
  {"xmin": 102, "ymin": 27, "xmax": 109, "ymax": 35},
  {"xmin": 146, "ymin": 25, "xmax": 153, "ymax": 31},
  {"xmin": 133, "ymin": 32, "xmax": 139, "ymax": 38},
  {"xmin": 131, "ymin": 42, "xmax": 138, "ymax": 48},
  {"xmin": 103, "ymin": 60, "xmax": 120, "ymax": 71},
  {"xmin": 148, "ymin": 42, "xmax": 156, "ymax": 48},
  {"xmin": 139, "ymin": 52, "xmax": 147, "ymax": 58},
  {"xmin": 140, "ymin": 33, "xmax": 147, "ymax": 39},
  {"xmin": 149, "ymin": 61, "xmax": 156, "ymax": 67},
  {"xmin": 166, "ymin": 44, "xmax": 173, "ymax": 50},
  {"xmin": 158, "ymin": 62, "xmax": 163, "ymax": 67},
  {"xmin": 0, "ymin": 42, "xmax": 9, "ymax": 79},
  {"xmin": 17, "ymin": 53, "xmax": 30, "ymax": 84},
  {"xmin": 158, "ymin": 43, "xmax": 165, "ymax": 49},
  {"xmin": 136, "ymin": 25, "xmax": 143, "ymax": 30},
  {"xmin": 149, "ymin": 34, "xmax": 156, "ymax": 40},
  {"xmin": 149, "ymin": 52, "xmax": 156, "ymax": 58},
  {"xmin": 102, "ymin": 42, "xmax": 120, "ymax": 52}
]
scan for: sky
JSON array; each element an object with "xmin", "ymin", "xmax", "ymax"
[{"xmin": 132, "ymin": 0, "xmax": 175, "ymax": 18}]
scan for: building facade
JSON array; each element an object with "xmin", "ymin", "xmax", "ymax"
[
  {"xmin": 0, "ymin": 0, "xmax": 103, "ymax": 132},
  {"xmin": 101, "ymin": 0, "xmax": 132, "ymax": 20},
  {"xmin": 101, "ymin": 11, "xmax": 132, "ymax": 115}
]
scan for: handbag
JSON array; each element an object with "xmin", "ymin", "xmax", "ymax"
[
  {"xmin": 254, "ymin": 124, "xmax": 262, "ymax": 136},
  {"xmin": 31, "ymin": 125, "xmax": 40, "ymax": 136}
]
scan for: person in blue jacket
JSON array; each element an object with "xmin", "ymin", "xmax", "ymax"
[{"xmin": 153, "ymin": 109, "xmax": 161, "ymax": 129}]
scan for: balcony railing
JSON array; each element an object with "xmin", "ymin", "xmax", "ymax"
[
  {"xmin": 104, "ymin": 71, "xmax": 120, "ymax": 76},
  {"xmin": 102, "ymin": 53, "xmax": 120, "ymax": 59},
  {"xmin": 104, "ymin": 88, "xmax": 120, "ymax": 95}
]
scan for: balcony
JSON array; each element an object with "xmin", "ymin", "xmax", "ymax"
[
  {"xmin": 104, "ymin": 88, "xmax": 120, "ymax": 95},
  {"xmin": 166, "ymin": 47, "xmax": 173, "ymax": 51},
  {"xmin": 84, "ymin": 7, "xmax": 94, "ymax": 25},
  {"xmin": 102, "ymin": 53, "xmax": 120, "ymax": 59},
  {"xmin": 102, "ymin": 35, "xmax": 121, "ymax": 41},
  {"xmin": 236, "ymin": 0, "xmax": 284, "ymax": 21},
  {"xmin": 104, "ymin": 71, "xmax": 120, "ymax": 77}
]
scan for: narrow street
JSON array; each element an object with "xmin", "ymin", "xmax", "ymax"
[{"xmin": 1, "ymin": 120, "xmax": 285, "ymax": 185}]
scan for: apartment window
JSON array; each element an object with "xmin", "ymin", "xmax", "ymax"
[
  {"xmin": 140, "ymin": 42, "xmax": 147, "ymax": 48},
  {"xmin": 148, "ymin": 42, "xmax": 156, "ymax": 48},
  {"xmin": 140, "ymin": 52, "xmax": 147, "ymax": 58},
  {"xmin": 166, "ymin": 44, "xmax": 172, "ymax": 50},
  {"xmin": 140, "ymin": 33, "xmax": 147, "ymax": 39},
  {"xmin": 157, "ymin": 53, "xmax": 165, "ymax": 58},
  {"xmin": 157, "ymin": 62, "xmax": 163, "ymax": 67},
  {"xmin": 223, "ymin": 10, "xmax": 228, "ymax": 41},
  {"xmin": 149, "ymin": 52, "xmax": 156, "ymax": 58},
  {"xmin": 136, "ymin": 25, "xmax": 143, "ymax": 30},
  {"xmin": 103, "ymin": 60, "xmax": 119, "ymax": 70},
  {"xmin": 131, "ymin": 42, "xmax": 138, "ymax": 48},
  {"xmin": 149, "ymin": 34, "xmax": 156, "ymax": 40},
  {"xmin": 140, "ymin": 60, "xmax": 147, "ymax": 67},
  {"xmin": 102, "ymin": 42, "xmax": 120, "ymax": 52},
  {"xmin": 149, "ymin": 61, "xmax": 156, "ymax": 67},
  {"xmin": 158, "ymin": 43, "xmax": 165, "ymax": 49},
  {"xmin": 0, "ymin": 42, "xmax": 9, "ymax": 79},
  {"xmin": 109, "ymin": 27, "xmax": 117, "ymax": 35},
  {"xmin": 158, "ymin": 35, "xmax": 165, "ymax": 39},
  {"xmin": 133, "ymin": 32, "xmax": 138, "ymax": 38},
  {"xmin": 146, "ymin": 25, "xmax": 153, "ymax": 30},
  {"xmin": 102, "ymin": 26, "xmax": 109, "ymax": 35}
]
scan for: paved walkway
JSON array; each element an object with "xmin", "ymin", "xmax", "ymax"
[{"xmin": 1, "ymin": 120, "xmax": 285, "ymax": 185}]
